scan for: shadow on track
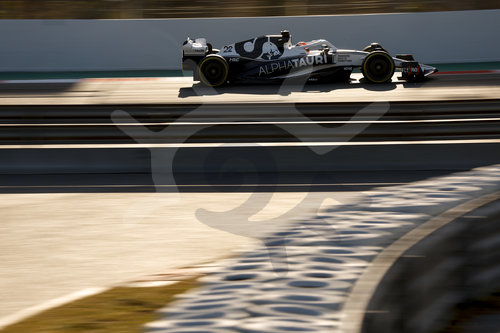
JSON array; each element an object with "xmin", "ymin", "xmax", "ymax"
[{"xmin": 178, "ymin": 76, "xmax": 437, "ymax": 98}]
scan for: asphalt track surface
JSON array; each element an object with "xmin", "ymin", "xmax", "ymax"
[
  {"xmin": 1, "ymin": 72, "xmax": 500, "ymax": 329},
  {"xmin": 1, "ymin": 72, "xmax": 500, "ymax": 192},
  {"xmin": 1, "ymin": 72, "xmax": 500, "ymax": 105}
]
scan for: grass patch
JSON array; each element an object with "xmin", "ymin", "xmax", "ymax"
[{"xmin": 1, "ymin": 277, "xmax": 199, "ymax": 333}]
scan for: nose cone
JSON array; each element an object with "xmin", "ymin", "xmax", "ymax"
[{"xmin": 421, "ymin": 64, "xmax": 438, "ymax": 76}]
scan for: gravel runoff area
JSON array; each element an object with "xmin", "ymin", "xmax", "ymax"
[{"xmin": 144, "ymin": 165, "xmax": 500, "ymax": 333}]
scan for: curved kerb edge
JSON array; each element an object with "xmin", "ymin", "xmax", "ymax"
[{"xmin": 340, "ymin": 191, "xmax": 500, "ymax": 333}]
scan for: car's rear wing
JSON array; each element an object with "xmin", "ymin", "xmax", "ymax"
[{"xmin": 182, "ymin": 37, "xmax": 219, "ymax": 71}]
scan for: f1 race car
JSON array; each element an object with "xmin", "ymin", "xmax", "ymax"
[{"xmin": 182, "ymin": 30, "xmax": 437, "ymax": 87}]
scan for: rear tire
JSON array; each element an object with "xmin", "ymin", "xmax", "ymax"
[
  {"xmin": 362, "ymin": 51, "xmax": 395, "ymax": 83},
  {"xmin": 198, "ymin": 55, "xmax": 229, "ymax": 87}
]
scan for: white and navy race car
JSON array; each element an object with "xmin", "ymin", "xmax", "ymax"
[{"xmin": 182, "ymin": 30, "xmax": 437, "ymax": 87}]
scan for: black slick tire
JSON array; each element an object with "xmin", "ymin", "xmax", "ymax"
[
  {"xmin": 361, "ymin": 51, "xmax": 395, "ymax": 83},
  {"xmin": 198, "ymin": 55, "xmax": 229, "ymax": 87}
]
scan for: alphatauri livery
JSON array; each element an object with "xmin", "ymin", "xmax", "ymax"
[{"xmin": 182, "ymin": 30, "xmax": 437, "ymax": 87}]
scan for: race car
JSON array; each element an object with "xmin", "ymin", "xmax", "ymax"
[{"xmin": 182, "ymin": 30, "xmax": 437, "ymax": 87}]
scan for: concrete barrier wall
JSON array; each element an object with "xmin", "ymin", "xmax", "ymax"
[{"xmin": 1, "ymin": 9, "xmax": 500, "ymax": 72}]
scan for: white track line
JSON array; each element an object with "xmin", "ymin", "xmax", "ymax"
[
  {"xmin": 2, "ymin": 138, "xmax": 500, "ymax": 149},
  {"xmin": 0, "ymin": 287, "xmax": 108, "ymax": 330}
]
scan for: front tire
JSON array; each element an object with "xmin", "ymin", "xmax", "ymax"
[
  {"xmin": 198, "ymin": 55, "xmax": 229, "ymax": 87},
  {"xmin": 362, "ymin": 51, "xmax": 395, "ymax": 83}
]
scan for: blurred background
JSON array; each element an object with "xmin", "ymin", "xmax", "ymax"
[
  {"xmin": 1, "ymin": 1, "xmax": 500, "ymax": 333},
  {"xmin": 1, "ymin": 0, "xmax": 500, "ymax": 19}
]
